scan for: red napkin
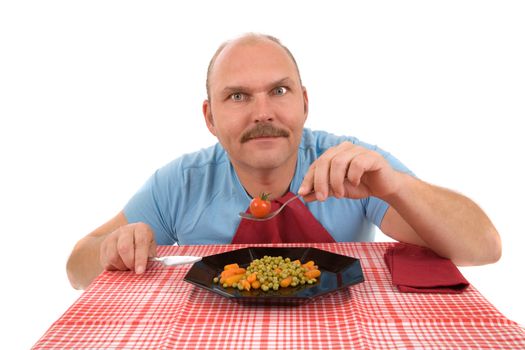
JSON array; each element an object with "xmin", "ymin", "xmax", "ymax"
[
  {"xmin": 231, "ymin": 191, "xmax": 336, "ymax": 244},
  {"xmin": 384, "ymin": 243, "xmax": 470, "ymax": 294}
]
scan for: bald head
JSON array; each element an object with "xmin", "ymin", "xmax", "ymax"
[{"xmin": 205, "ymin": 34, "xmax": 302, "ymax": 101}]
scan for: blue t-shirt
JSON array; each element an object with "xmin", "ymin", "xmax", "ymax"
[{"xmin": 124, "ymin": 129, "xmax": 413, "ymax": 245}]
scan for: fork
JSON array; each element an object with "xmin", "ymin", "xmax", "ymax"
[
  {"xmin": 148, "ymin": 255, "xmax": 202, "ymax": 266},
  {"xmin": 238, "ymin": 193, "xmax": 301, "ymax": 221}
]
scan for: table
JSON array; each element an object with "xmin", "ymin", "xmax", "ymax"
[{"xmin": 33, "ymin": 243, "xmax": 525, "ymax": 349}]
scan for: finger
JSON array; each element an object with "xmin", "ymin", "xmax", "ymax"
[
  {"xmin": 313, "ymin": 160, "xmax": 330, "ymax": 201},
  {"xmin": 342, "ymin": 179, "xmax": 370, "ymax": 199},
  {"xmin": 328, "ymin": 156, "xmax": 346, "ymax": 198},
  {"xmin": 149, "ymin": 240, "xmax": 157, "ymax": 258},
  {"xmin": 133, "ymin": 223, "xmax": 154, "ymax": 274},
  {"xmin": 298, "ymin": 163, "xmax": 316, "ymax": 197},
  {"xmin": 312, "ymin": 145, "xmax": 342, "ymax": 201},
  {"xmin": 301, "ymin": 191, "xmax": 318, "ymax": 202},
  {"xmin": 346, "ymin": 152, "xmax": 376, "ymax": 187},
  {"xmin": 329, "ymin": 146, "xmax": 365, "ymax": 198},
  {"xmin": 116, "ymin": 229, "xmax": 136, "ymax": 271},
  {"xmin": 100, "ymin": 231, "xmax": 127, "ymax": 271}
]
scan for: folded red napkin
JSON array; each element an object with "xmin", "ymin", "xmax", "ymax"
[
  {"xmin": 384, "ymin": 243, "xmax": 470, "ymax": 294},
  {"xmin": 232, "ymin": 191, "xmax": 336, "ymax": 244}
]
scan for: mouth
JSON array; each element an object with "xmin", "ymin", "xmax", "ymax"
[{"xmin": 247, "ymin": 135, "xmax": 282, "ymax": 141}]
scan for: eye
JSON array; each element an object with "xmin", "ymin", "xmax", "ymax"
[
  {"xmin": 230, "ymin": 93, "xmax": 245, "ymax": 101},
  {"xmin": 273, "ymin": 86, "xmax": 288, "ymax": 96}
]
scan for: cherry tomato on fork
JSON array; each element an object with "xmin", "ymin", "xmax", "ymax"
[{"xmin": 249, "ymin": 193, "xmax": 271, "ymax": 218}]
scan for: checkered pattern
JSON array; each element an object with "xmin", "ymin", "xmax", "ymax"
[{"xmin": 33, "ymin": 243, "xmax": 525, "ymax": 349}]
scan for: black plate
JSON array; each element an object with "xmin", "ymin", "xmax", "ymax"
[{"xmin": 183, "ymin": 247, "xmax": 364, "ymax": 306}]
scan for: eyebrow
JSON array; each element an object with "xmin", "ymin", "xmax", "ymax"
[{"xmin": 221, "ymin": 77, "xmax": 294, "ymax": 96}]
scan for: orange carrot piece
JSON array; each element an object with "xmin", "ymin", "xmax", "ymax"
[
  {"xmin": 247, "ymin": 272, "xmax": 257, "ymax": 283},
  {"xmin": 224, "ymin": 274, "xmax": 245, "ymax": 286},
  {"xmin": 305, "ymin": 269, "xmax": 321, "ymax": 279},
  {"xmin": 251, "ymin": 280, "xmax": 261, "ymax": 289},
  {"xmin": 242, "ymin": 279, "xmax": 251, "ymax": 291},
  {"xmin": 302, "ymin": 261, "xmax": 315, "ymax": 268},
  {"xmin": 280, "ymin": 276, "xmax": 292, "ymax": 288},
  {"xmin": 302, "ymin": 261, "xmax": 316, "ymax": 270},
  {"xmin": 224, "ymin": 263, "xmax": 239, "ymax": 270},
  {"xmin": 274, "ymin": 268, "xmax": 282, "ymax": 274},
  {"xmin": 292, "ymin": 260, "xmax": 301, "ymax": 265},
  {"xmin": 220, "ymin": 267, "xmax": 246, "ymax": 279}
]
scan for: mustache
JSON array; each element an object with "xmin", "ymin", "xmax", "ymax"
[{"xmin": 240, "ymin": 123, "xmax": 290, "ymax": 143}]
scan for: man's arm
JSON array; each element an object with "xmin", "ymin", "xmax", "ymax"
[
  {"xmin": 298, "ymin": 141, "xmax": 501, "ymax": 266},
  {"xmin": 380, "ymin": 174, "xmax": 501, "ymax": 265},
  {"xmin": 66, "ymin": 211, "xmax": 157, "ymax": 290}
]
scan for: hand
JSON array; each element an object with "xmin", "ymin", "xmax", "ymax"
[
  {"xmin": 99, "ymin": 222, "xmax": 157, "ymax": 274},
  {"xmin": 298, "ymin": 141, "xmax": 401, "ymax": 202}
]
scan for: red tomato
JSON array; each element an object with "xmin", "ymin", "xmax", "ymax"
[{"xmin": 249, "ymin": 193, "xmax": 271, "ymax": 218}]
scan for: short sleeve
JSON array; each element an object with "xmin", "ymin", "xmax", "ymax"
[
  {"xmin": 362, "ymin": 196, "xmax": 390, "ymax": 228},
  {"xmin": 123, "ymin": 161, "xmax": 180, "ymax": 245}
]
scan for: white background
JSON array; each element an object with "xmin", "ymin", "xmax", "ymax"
[{"xmin": 1, "ymin": 1, "xmax": 524, "ymax": 348}]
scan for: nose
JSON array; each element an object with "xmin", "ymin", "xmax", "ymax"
[{"xmin": 251, "ymin": 94, "xmax": 274, "ymax": 123}]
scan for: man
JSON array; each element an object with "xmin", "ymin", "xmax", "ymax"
[{"xmin": 67, "ymin": 33, "xmax": 501, "ymax": 290}]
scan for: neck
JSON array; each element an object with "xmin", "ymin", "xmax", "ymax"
[{"xmin": 233, "ymin": 156, "xmax": 297, "ymax": 200}]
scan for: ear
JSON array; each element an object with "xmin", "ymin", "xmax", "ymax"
[
  {"xmin": 302, "ymin": 86, "xmax": 309, "ymax": 122},
  {"xmin": 202, "ymin": 99, "xmax": 217, "ymax": 136}
]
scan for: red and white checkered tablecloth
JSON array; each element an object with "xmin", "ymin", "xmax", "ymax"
[{"xmin": 33, "ymin": 243, "xmax": 525, "ymax": 349}]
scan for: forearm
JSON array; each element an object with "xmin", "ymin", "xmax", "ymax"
[
  {"xmin": 66, "ymin": 234, "xmax": 105, "ymax": 290},
  {"xmin": 384, "ymin": 173, "xmax": 501, "ymax": 265}
]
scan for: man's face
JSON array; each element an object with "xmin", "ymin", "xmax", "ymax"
[{"xmin": 203, "ymin": 40, "xmax": 308, "ymax": 172}]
